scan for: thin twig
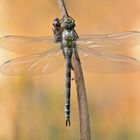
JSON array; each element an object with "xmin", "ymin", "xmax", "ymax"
[
  {"xmin": 57, "ymin": 0, "xmax": 69, "ymax": 17},
  {"xmin": 57, "ymin": 0, "xmax": 91, "ymax": 140}
]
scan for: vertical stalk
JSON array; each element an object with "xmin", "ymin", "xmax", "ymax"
[
  {"xmin": 57, "ymin": 0, "xmax": 69, "ymax": 17},
  {"xmin": 57, "ymin": 0, "xmax": 91, "ymax": 140}
]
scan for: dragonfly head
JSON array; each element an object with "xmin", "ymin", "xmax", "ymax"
[{"xmin": 61, "ymin": 17, "xmax": 75, "ymax": 30}]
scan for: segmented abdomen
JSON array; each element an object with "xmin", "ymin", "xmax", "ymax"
[{"xmin": 64, "ymin": 48, "xmax": 72, "ymax": 126}]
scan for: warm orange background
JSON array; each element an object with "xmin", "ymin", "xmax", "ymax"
[{"xmin": 0, "ymin": 0, "xmax": 140, "ymax": 140}]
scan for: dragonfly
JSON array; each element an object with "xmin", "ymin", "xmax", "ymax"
[{"xmin": 0, "ymin": 16, "xmax": 140, "ymax": 126}]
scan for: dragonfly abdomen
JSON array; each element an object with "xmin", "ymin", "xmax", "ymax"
[{"xmin": 64, "ymin": 48, "xmax": 72, "ymax": 126}]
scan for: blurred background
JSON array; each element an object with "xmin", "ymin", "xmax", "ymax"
[{"xmin": 0, "ymin": 0, "xmax": 140, "ymax": 140}]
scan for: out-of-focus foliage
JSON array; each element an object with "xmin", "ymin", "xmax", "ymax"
[{"xmin": 0, "ymin": 0, "xmax": 140, "ymax": 140}]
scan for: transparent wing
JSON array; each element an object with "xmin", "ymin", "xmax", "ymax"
[
  {"xmin": 0, "ymin": 35, "xmax": 60, "ymax": 54},
  {"xmin": 78, "ymin": 46, "xmax": 140, "ymax": 74},
  {"xmin": 0, "ymin": 47, "xmax": 64, "ymax": 76},
  {"xmin": 77, "ymin": 31, "xmax": 140, "ymax": 52}
]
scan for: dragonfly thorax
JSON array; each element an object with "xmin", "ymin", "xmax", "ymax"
[{"xmin": 62, "ymin": 29, "xmax": 76, "ymax": 48}]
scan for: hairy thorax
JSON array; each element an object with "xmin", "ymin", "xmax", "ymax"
[{"xmin": 62, "ymin": 29, "xmax": 76, "ymax": 48}]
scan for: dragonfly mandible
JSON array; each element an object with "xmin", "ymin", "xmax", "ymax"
[{"xmin": 0, "ymin": 16, "xmax": 140, "ymax": 126}]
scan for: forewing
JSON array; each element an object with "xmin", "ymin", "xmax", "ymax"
[
  {"xmin": 78, "ymin": 46, "xmax": 140, "ymax": 74},
  {"xmin": 77, "ymin": 31, "xmax": 140, "ymax": 52},
  {"xmin": 0, "ymin": 47, "xmax": 64, "ymax": 76},
  {"xmin": 0, "ymin": 35, "xmax": 60, "ymax": 54}
]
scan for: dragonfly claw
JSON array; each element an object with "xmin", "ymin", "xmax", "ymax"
[{"xmin": 66, "ymin": 120, "xmax": 71, "ymax": 127}]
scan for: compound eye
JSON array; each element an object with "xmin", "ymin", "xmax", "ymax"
[{"xmin": 65, "ymin": 18, "xmax": 72, "ymax": 23}]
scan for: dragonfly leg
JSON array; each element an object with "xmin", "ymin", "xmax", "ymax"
[
  {"xmin": 74, "ymin": 29, "xmax": 79, "ymax": 39},
  {"xmin": 60, "ymin": 15, "xmax": 65, "ymax": 22}
]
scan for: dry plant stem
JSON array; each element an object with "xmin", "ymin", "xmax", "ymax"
[
  {"xmin": 57, "ymin": 0, "xmax": 91, "ymax": 140},
  {"xmin": 57, "ymin": 0, "xmax": 68, "ymax": 17},
  {"xmin": 72, "ymin": 53, "xmax": 91, "ymax": 140}
]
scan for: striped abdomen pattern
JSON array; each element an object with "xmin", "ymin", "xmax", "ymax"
[{"xmin": 64, "ymin": 48, "xmax": 72, "ymax": 126}]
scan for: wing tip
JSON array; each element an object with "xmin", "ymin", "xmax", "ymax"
[
  {"xmin": 4, "ymin": 35, "xmax": 11, "ymax": 38},
  {"xmin": 0, "ymin": 60, "xmax": 13, "ymax": 75},
  {"xmin": 0, "ymin": 35, "xmax": 16, "ymax": 41}
]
